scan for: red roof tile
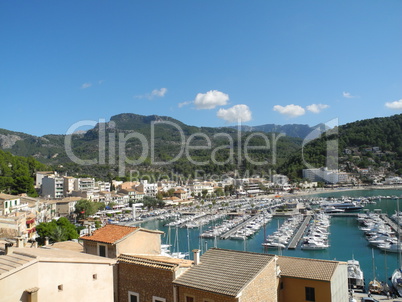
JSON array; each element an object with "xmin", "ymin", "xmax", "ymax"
[{"xmin": 80, "ymin": 224, "xmax": 139, "ymax": 244}]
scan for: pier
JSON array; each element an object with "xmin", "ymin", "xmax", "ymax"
[
  {"xmin": 219, "ymin": 215, "xmax": 258, "ymax": 239},
  {"xmin": 287, "ymin": 215, "xmax": 312, "ymax": 249},
  {"xmin": 380, "ymin": 214, "xmax": 401, "ymax": 238}
]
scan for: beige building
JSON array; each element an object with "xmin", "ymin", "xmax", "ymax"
[
  {"xmin": 0, "ymin": 193, "xmax": 25, "ymax": 216},
  {"xmin": 0, "ymin": 247, "xmax": 116, "ymax": 302},
  {"xmin": 80, "ymin": 224, "xmax": 164, "ymax": 258}
]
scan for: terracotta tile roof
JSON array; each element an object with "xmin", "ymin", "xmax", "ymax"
[
  {"xmin": 173, "ymin": 248, "xmax": 275, "ymax": 297},
  {"xmin": 277, "ymin": 255, "xmax": 341, "ymax": 281},
  {"xmin": 118, "ymin": 254, "xmax": 193, "ymax": 271},
  {"xmin": 80, "ymin": 224, "xmax": 139, "ymax": 244}
]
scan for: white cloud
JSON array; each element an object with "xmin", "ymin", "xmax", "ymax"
[
  {"xmin": 385, "ymin": 99, "xmax": 402, "ymax": 110},
  {"xmin": 217, "ymin": 104, "xmax": 252, "ymax": 123},
  {"xmin": 306, "ymin": 103, "xmax": 329, "ymax": 114},
  {"xmin": 194, "ymin": 90, "xmax": 229, "ymax": 110},
  {"xmin": 134, "ymin": 87, "xmax": 168, "ymax": 100},
  {"xmin": 178, "ymin": 101, "xmax": 192, "ymax": 108},
  {"xmin": 151, "ymin": 87, "xmax": 167, "ymax": 97},
  {"xmin": 273, "ymin": 104, "xmax": 305, "ymax": 118},
  {"xmin": 343, "ymin": 91, "xmax": 359, "ymax": 98},
  {"xmin": 81, "ymin": 83, "xmax": 92, "ymax": 89}
]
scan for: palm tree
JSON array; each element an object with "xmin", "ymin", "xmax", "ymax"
[{"xmin": 50, "ymin": 226, "xmax": 66, "ymax": 243}]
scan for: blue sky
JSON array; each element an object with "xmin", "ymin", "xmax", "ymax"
[{"xmin": 1, "ymin": 0, "xmax": 401, "ymax": 136}]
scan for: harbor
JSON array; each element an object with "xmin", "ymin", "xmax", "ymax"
[{"xmin": 129, "ymin": 188, "xmax": 402, "ymax": 298}]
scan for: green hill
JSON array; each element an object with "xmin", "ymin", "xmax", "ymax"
[
  {"xmin": 278, "ymin": 114, "xmax": 402, "ymax": 181},
  {"xmin": 0, "ymin": 113, "xmax": 302, "ymax": 179}
]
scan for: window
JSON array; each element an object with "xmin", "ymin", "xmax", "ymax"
[
  {"xmin": 58, "ymin": 284, "xmax": 63, "ymax": 291},
  {"xmin": 152, "ymin": 297, "xmax": 166, "ymax": 302},
  {"xmin": 98, "ymin": 244, "xmax": 107, "ymax": 257},
  {"xmin": 185, "ymin": 296, "xmax": 194, "ymax": 302},
  {"xmin": 128, "ymin": 291, "xmax": 139, "ymax": 302},
  {"xmin": 93, "ymin": 274, "xmax": 97, "ymax": 280},
  {"xmin": 305, "ymin": 287, "xmax": 315, "ymax": 302}
]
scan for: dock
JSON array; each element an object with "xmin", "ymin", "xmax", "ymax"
[
  {"xmin": 380, "ymin": 214, "xmax": 401, "ymax": 238},
  {"xmin": 287, "ymin": 215, "xmax": 312, "ymax": 249},
  {"xmin": 219, "ymin": 216, "xmax": 258, "ymax": 239}
]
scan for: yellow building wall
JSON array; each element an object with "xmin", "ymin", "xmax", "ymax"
[{"xmin": 278, "ymin": 277, "xmax": 331, "ymax": 302}]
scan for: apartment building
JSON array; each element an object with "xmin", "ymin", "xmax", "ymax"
[{"xmin": 42, "ymin": 176, "xmax": 64, "ymax": 199}]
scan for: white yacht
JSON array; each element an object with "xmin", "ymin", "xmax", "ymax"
[{"xmin": 347, "ymin": 259, "xmax": 365, "ymax": 290}]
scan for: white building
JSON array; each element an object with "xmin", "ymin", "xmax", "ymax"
[
  {"xmin": 136, "ymin": 180, "xmax": 158, "ymax": 197},
  {"xmin": 96, "ymin": 181, "xmax": 111, "ymax": 192},
  {"xmin": 302, "ymin": 167, "xmax": 350, "ymax": 184},
  {"xmin": 74, "ymin": 178, "xmax": 95, "ymax": 191}
]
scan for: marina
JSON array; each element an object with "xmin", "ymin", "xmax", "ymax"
[{"xmin": 129, "ymin": 188, "xmax": 402, "ymax": 297}]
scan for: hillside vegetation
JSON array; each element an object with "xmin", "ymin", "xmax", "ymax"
[{"xmin": 279, "ymin": 114, "xmax": 402, "ymax": 180}]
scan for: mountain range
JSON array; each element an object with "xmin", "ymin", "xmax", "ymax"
[{"xmin": 1, "ymin": 113, "xmax": 402, "ymax": 180}]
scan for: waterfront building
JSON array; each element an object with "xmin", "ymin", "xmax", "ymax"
[{"xmin": 302, "ymin": 167, "xmax": 351, "ymax": 184}]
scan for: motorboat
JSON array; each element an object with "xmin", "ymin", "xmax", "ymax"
[
  {"xmin": 301, "ymin": 239, "xmax": 329, "ymax": 250},
  {"xmin": 347, "ymin": 259, "xmax": 365, "ymax": 290}
]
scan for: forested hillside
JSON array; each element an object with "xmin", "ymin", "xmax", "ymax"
[
  {"xmin": 0, "ymin": 150, "xmax": 48, "ymax": 195},
  {"xmin": 279, "ymin": 114, "xmax": 402, "ymax": 180},
  {"xmin": 0, "ymin": 113, "xmax": 303, "ymax": 179}
]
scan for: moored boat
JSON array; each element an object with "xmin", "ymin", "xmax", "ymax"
[{"xmin": 347, "ymin": 259, "xmax": 365, "ymax": 290}]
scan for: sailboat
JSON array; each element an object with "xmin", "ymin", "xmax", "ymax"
[
  {"xmin": 368, "ymin": 249, "xmax": 383, "ymax": 294},
  {"xmin": 392, "ymin": 198, "xmax": 402, "ymax": 296}
]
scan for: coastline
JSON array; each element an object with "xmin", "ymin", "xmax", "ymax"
[{"xmin": 261, "ymin": 184, "xmax": 402, "ymax": 200}]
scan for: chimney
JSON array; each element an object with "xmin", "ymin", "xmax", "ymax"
[
  {"xmin": 16, "ymin": 237, "xmax": 24, "ymax": 248},
  {"xmin": 192, "ymin": 249, "xmax": 201, "ymax": 265},
  {"xmin": 5, "ymin": 242, "xmax": 14, "ymax": 255}
]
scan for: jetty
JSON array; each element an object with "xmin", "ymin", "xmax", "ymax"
[
  {"xmin": 219, "ymin": 215, "xmax": 258, "ymax": 239},
  {"xmin": 287, "ymin": 215, "xmax": 312, "ymax": 249}
]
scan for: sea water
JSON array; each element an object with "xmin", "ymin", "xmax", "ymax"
[{"xmin": 138, "ymin": 188, "xmax": 402, "ymax": 290}]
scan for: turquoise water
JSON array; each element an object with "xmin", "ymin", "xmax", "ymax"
[{"xmin": 138, "ymin": 189, "xmax": 402, "ymax": 290}]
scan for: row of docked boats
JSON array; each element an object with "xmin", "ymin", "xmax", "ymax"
[
  {"xmin": 357, "ymin": 212, "xmax": 400, "ymax": 253},
  {"xmin": 262, "ymin": 214, "xmax": 304, "ymax": 249},
  {"xmin": 200, "ymin": 214, "xmax": 251, "ymax": 238},
  {"xmin": 301, "ymin": 213, "xmax": 330, "ymax": 250},
  {"xmin": 228, "ymin": 211, "xmax": 272, "ymax": 240}
]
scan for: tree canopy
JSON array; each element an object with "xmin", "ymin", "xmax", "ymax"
[{"xmin": 35, "ymin": 217, "xmax": 79, "ymax": 245}]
